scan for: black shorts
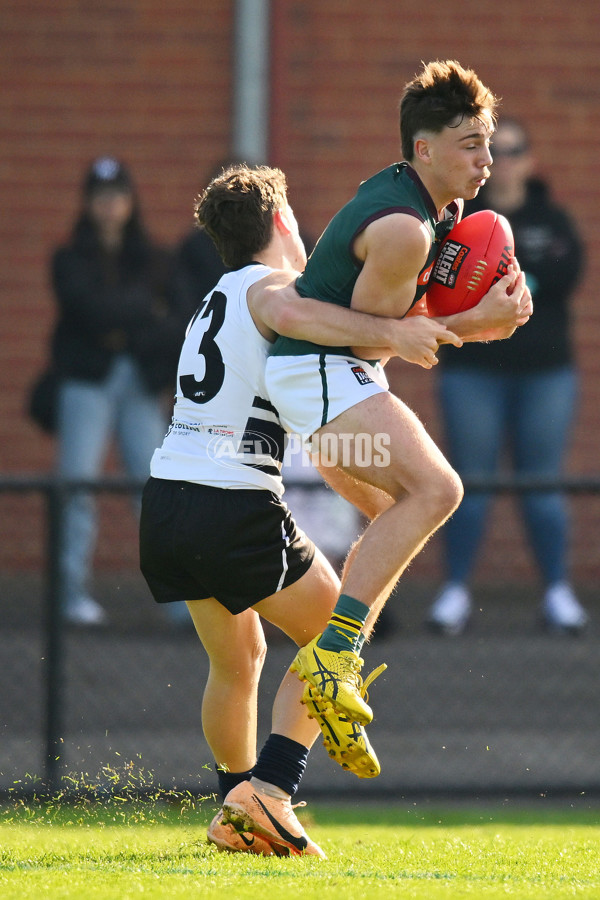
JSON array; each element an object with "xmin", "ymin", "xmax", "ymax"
[{"xmin": 139, "ymin": 477, "xmax": 315, "ymax": 615}]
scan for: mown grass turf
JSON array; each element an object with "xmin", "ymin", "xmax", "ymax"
[{"xmin": 1, "ymin": 794, "xmax": 599, "ymax": 899}]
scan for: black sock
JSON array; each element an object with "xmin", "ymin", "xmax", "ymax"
[
  {"xmin": 252, "ymin": 734, "xmax": 309, "ymax": 797},
  {"xmin": 216, "ymin": 765, "xmax": 253, "ymax": 802}
]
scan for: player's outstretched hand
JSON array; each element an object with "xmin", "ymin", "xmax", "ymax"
[{"xmin": 387, "ymin": 315, "xmax": 462, "ymax": 369}]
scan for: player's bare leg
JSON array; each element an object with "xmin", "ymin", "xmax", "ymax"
[
  {"xmin": 188, "ymin": 594, "xmax": 325, "ymax": 857},
  {"xmin": 255, "ymin": 549, "xmax": 383, "ymax": 777},
  {"xmin": 316, "ymin": 462, "xmax": 395, "ymax": 524},
  {"xmin": 217, "ymin": 552, "xmax": 374, "ymax": 857},
  {"xmin": 290, "ymin": 391, "xmax": 462, "ymax": 721},
  {"xmin": 314, "ymin": 462, "xmax": 395, "ymax": 641},
  {"xmin": 187, "ymin": 598, "xmax": 267, "ymax": 773},
  {"xmin": 254, "ymin": 547, "xmax": 340, "ymax": 748},
  {"xmin": 188, "ymin": 548, "xmax": 379, "ymax": 777},
  {"xmin": 314, "ymin": 390, "xmax": 463, "ymax": 622}
]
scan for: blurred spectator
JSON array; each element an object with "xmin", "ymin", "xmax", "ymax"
[
  {"xmin": 171, "ymin": 160, "xmax": 246, "ymax": 322},
  {"xmin": 428, "ymin": 117, "xmax": 588, "ymax": 636},
  {"xmin": 49, "ymin": 157, "xmax": 187, "ymax": 625},
  {"xmin": 173, "ymin": 215, "xmax": 228, "ymax": 317}
]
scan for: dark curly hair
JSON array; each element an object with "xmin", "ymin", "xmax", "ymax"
[
  {"xmin": 400, "ymin": 60, "xmax": 498, "ymax": 161},
  {"xmin": 194, "ymin": 164, "xmax": 288, "ymax": 269}
]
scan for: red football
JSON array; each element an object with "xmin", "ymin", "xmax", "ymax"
[{"xmin": 425, "ymin": 210, "xmax": 514, "ymax": 317}]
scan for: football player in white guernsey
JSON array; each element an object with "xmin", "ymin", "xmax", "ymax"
[{"xmin": 140, "ymin": 164, "xmax": 460, "ymax": 857}]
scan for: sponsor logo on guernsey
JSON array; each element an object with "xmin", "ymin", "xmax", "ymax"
[
  {"xmin": 166, "ymin": 419, "xmax": 205, "ymax": 436},
  {"xmin": 417, "ymin": 260, "xmax": 434, "ymax": 286},
  {"xmin": 207, "ymin": 426, "xmax": 235, "ymax": 436},
  {"xmin": 430, "ymin": 239, "xmax": 470, "ymax": 289},
  {"xmin": 350, "ymin": 366, "xmax": 374, "ymax": 386}
]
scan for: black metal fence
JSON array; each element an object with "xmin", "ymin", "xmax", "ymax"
[{"xmin": 1, "ymin": 474, "xmax": 599, "ymax": 800}]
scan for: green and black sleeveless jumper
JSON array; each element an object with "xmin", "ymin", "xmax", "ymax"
[{"xmin": 271, "ymin": 162, "xmax": 459, "ymax": 358}]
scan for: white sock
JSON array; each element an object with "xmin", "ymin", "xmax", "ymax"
[{"xmin": 250, "ymin": 776, "xmax": 290, "ymax": 801}]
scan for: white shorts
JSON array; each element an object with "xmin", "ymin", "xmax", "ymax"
[{"xmin": 265, "ymin": 353, "xmax": 389, "ymax": 448}]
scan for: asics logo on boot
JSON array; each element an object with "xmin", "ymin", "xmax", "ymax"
[
  {"xmin": 317, "ymin": 708, "xmax": 363, "ymax": 747},
  {"xmin": 311, "ymin": 651, "xmax": 341, "ymax": 699}
]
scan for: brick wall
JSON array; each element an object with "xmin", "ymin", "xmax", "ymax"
[
  {"xmin": 1, "ymin": 0, "xmax": 599, "ymax": 585},
  {"xmin": 0, "ymin": 0, "xmax": 234, "ymax": 570}
]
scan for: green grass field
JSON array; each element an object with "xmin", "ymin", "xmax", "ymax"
[{"xmin": 1, "ymin": 793, "xmax": 599, "ymax": 899}]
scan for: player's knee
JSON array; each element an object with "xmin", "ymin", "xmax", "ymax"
[
  {"xmin": 429, "ymin": 465, "xmax": 463, "ymax": 522},
  {"xmin": 222, "ymin": 633, "xmax": 267, "ymax": 683},
  {"xmin": 405, "ymin": 463, "xmax": 462, "ymax": 529},
  {"xmin": 251, "ymin": 634, "xmax": 268, "ymax": 671},
  {"xmin": 443, "ymin": 466, "xmax": 464, "ymax": 515}
]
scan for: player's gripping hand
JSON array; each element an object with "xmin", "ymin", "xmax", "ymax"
[
  {"xmin": 433, "ymin": 262, "xmax": 533, "ymax": 344},
  {"xmin": 473, "ymin": 264, "xmax": 532, "ymax": 341},
  {"xmin": 478, "ymin": 261, "xmax": 527, "ymax": 322},
  {"xmin": 515, "ymin": 280, "xmax": 533, "ymax": 326}
]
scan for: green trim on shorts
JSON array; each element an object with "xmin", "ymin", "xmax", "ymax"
[{"xmin": 318, "ymin": 353, "xmax": 329, "ymax": 427}]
